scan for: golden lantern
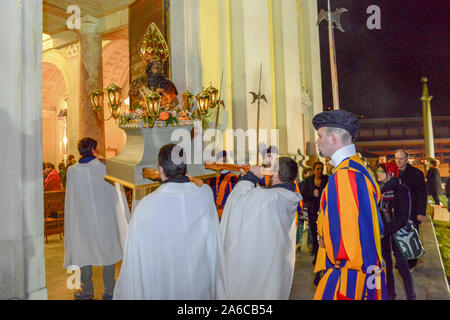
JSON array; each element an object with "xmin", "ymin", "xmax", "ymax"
[
  {"xmin": 89, "ymin": 89, "xmax": 104, "ymax": 113},
  {"xmin": 205, "ymin": 84, "xmax": 219, "ymax": 108},
  {"xmin": 105, "ymin": 83, "xmax": 122, "ymax": 120},
  {"xmin": 144, "ymin": 90, "xmax": 162, "ymax": 127},
  {"xmin": 195, "ymin": 90, "xmax": 212, "ymax": 121},
  {"xmin": 181, "ymin": 90, "xmax": 194, "ymax": 112}
]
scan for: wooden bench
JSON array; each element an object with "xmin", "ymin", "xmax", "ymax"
[{"xmin": 44, "ymin": 190, "xmax": 65, "ymax": 243}]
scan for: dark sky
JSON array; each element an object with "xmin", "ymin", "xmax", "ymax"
[{"xmin": 317, "ymin": 0, "xmax": 449, "ymax": 119}]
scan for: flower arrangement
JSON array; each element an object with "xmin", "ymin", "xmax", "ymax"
[{"xmin": 119, "ymin": 103, "xmax": 196, "ymax": 128}]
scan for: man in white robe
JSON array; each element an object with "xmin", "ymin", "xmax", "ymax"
[
  {"xmin": 217, "ymin": 157, "xmax": 302, "ymax": 299},
  {"xmin": 64, "ymin": 137, "xmax": 130, "ymax": 300},
  {"xmin": 113, "ymin": 143, "xmax": 220, "ymax": 299}
]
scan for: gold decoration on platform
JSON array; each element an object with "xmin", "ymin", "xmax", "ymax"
[
  {"xmin": 205, "ymin": 84, "xmax": 219, "ymax": 108},
  {"xmin": 105, "ymin": 83, "xmax": 122, "ymax": 121},
  {"xmin": 139, "ymin": 22, "xmax": 170, "ymax": 63},
  {"xmin": 89, "ymin": 83, "xmax": 123, "ymax": 122},
  {"xmin": 181, "ymin": 90, "xmax": 194, "ymax": 112},
  {"xmin": 195, "ymin": 90, "xmax": 212, "ymax": 121},
  {"xmin": 144, "ymin": 91, "xmax": 162, "ymax": 128}
]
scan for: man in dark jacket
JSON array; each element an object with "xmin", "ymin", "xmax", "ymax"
[
  {"xmin": 377, "ymin": 162, "xmax": 416, "ymax": 300},
  {"xmin": 426, "ymin": 159, "xmax": 442, "ymax": 206},
  {"xmin": 395, "ymin": 149, "xmax": 427, "ymax": 270}
]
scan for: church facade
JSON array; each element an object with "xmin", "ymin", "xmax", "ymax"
[{"xmin": 0, "ymin": 0, "xmax": 323, "ymax": 299}]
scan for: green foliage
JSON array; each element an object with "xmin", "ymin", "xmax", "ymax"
[{"xmin": 433, "ymin": 219, "xmax": 450, "ymax": 284}]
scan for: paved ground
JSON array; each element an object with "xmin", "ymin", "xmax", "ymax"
[
  {"xmin": 289, "ymin": 216, "xmax": 450, "ymax": 300},
  {"xmin": 45, "ymin": 217, "xmax": 449, "ymax": 300}
]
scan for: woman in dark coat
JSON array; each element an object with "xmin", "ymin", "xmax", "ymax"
[
  {"xmin": 302, "ymin": 162, "xmax": 328, "ymax": 259},
  {"xmin": 377, "ymin": 162, "xmax": 416, "ymax": 300}
]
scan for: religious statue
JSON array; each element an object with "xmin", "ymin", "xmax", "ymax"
[{"xmin": 128, "ymin": 22, "xmax": 179, "ymax": 110}]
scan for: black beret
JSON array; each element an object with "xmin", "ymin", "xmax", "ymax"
[{"xmin": 312, "ymin": 110, "xmax": 359, "ymax": 141}]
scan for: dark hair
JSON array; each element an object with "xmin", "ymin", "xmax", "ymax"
[
  {"xmin": 77, "ymin": 138, "xmax": 97, "ymax": 157},
  {"xmin": 302, "ymin": 167, "xmax": 312, "ymax": 179},
  {"xmin": 313, "ymin": 161, "xmax": 324, "ymax": 170},
  {"xmin": 158, "ymin": 144, "xmax": 187, "ymax": 179},
  {"xmin": 429, "ymin": 159, "xmax": 437, "ymax": 166},
  {"xmin": 277, "ymin": 157, "xmax": 299, "ymax": 184},
  {"xmin": 46, "ymin": 162, "xmax": 55, "ymax": 170}
]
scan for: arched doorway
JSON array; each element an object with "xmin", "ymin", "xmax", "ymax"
[{"xmin": 42, "ymin": 62, "xmax": 68, "ymax": 167}]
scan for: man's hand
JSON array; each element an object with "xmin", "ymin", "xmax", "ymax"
[
  {"xmin": 249, "ymin": 166, "xmax": 265, "ymax": 179},
  {"xmin": 314, "ymin": 189, "xmax": 319, "ymax": 197},
  {"xmin": 417, "ymin": 215, "xmax": 426, "ymax": 222}
]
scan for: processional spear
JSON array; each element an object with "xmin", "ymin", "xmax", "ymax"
[
  {"xmin": 317, "ymin": 0, "xmax": 347, "ymax": 110},
  {"xmin": 249, "ymin": 63, "xmax": 267, "ymax": 165},
  {"xmin": 212, "ymin": 71, "xmax": 225, "ymax": 154}
]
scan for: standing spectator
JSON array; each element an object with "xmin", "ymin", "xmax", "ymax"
[
  {"xmin": 445, "ymin": 165, "xmax": 450, "ymax": 200},
  {"xmin": 301, "ymin": 162, "xmax": 328, "ymax": 260},
  {"xmin": 67, "ymin": 154, "xmax": 77, "ymax": 167},
  {"xmin": 376, "ymin": 162, "xmax": 416, "ymax": 300},
  {"xmin": 377, "ymin": 155, "xmax": 387, "ymax": 166},
  {"xmin": 294, "ymin": 167, "xmax": 313, "ymax": 250},
  {"xmin": 44, "ymin": 163, "xmax": 62, "ymax": 191},
  {"xmin": 426, "ymin": 159, "xmax": 442, "ymax": 206},
  {"xmin": 312, "ymin": 110, "xmax": 386, "ymax": 300},
  {"xmin": 58, "ymin": 162, "xmax": 67, "ymax": 188},
  {"xmin": 395, "ymin": 149, "xmax": 427, "ymax": 270},
  {"xmin": 64, "ymin": 137, "xmax": 130, "ymax": 300}
]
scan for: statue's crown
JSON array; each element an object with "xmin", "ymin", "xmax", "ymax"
[{"xmin": 139, "ymin": 22, "xmax": 170, "ymax": 63}]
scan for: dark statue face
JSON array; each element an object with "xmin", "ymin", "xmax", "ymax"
[{"xmin": 146, "ymin": 61, "xmax": 170, "ymax": 91}]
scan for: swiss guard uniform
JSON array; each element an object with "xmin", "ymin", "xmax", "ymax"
[
  {"xmin": 312, "ymin": 110, "xmax": 386, "ymax": 300},
  {"xmin": 208, "ymin": 171, "xmax": 239, "ymax": 220}
]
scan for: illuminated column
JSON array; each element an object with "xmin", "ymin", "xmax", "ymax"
[
  {"xmin": 420, "ymin": 77, "xmax": 435, "ymax": 159},
  {"xmin": 78, "ymin": 15, "xmax": 105, "ymax": 156}
]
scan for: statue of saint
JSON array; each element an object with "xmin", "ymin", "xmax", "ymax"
[{"xmin": 128, "ymin": 23, "xmax": 179, "ymax": 110}]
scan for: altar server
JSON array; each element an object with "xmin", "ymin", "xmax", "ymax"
[
  {"xmin": 113, "ymin": 144, "xmax": 220, "ymax": 299},
  {"xmin": 312, "ymin": 110, "xmax": 386, "ymax": 300},
  {"xmin": 64, "ymin": 137, "xmax": 130, "ymax": 300},
  {"xmin": 217, "ymin": 157, "xmax": 302, "ymax": 299}
]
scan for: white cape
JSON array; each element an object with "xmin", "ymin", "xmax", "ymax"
[
  {"xmin": 113, "ymin": 181, "xmax": 220, "ymax": 300},
  {"xmin": 217, "ymin": 181, "xmax": 302, "ymax": 299},
  {"xmin": 64, "ymin": 159, "xmax": 130, "ymax": 268}
]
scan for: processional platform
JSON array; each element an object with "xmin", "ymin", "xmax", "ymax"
[{"xmin": 104, "ymin": 120, "xmax": 216, "ymax": 211}]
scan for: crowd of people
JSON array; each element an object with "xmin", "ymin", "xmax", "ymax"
[
  {"xmin": 43, "ymin": 154, "xmax": 77, "ymax": 191},
  {"xmin": 59, "ymin": 109, "xmax": 447, "ymax": 301}
]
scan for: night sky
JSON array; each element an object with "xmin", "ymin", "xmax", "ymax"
[{"xmin": 317, "ymin": 0, "xmax": 449, "ymax": 119}]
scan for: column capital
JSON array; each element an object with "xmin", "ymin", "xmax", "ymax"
[
  {"xmin": 80, "ymin": 15, "xmax": 100, "ymax": 34},
  {"xmin": 61, "ymin": 44, "xmax": 79, "ymax": 58}
]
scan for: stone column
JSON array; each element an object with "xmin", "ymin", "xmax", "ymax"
[
  {"xmin": 61, "ymin": 44, "xmax": 81, "ymax": 157},
  {"xmin": 78, "ymin": 15, "xmax": 105, "ymax": 156},
  {"xmin": 0, "ymin": 0, "xmax": 47, "ymax": 299},
  {"xmin": 420, "ymin": 77, "xmax": 435, "ymax": 159}
]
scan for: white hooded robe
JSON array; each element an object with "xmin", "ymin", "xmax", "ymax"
[
  {"xmin": 113, "ymin": 181, "xmax": 220, "ymax": 300},
  {"xmin": 216, "ymin": 179, "xmax": 302, "ymax": 299},
  {"xmin": 63, "ymin": 159, "xmax": 130, "ymax": 268}
]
